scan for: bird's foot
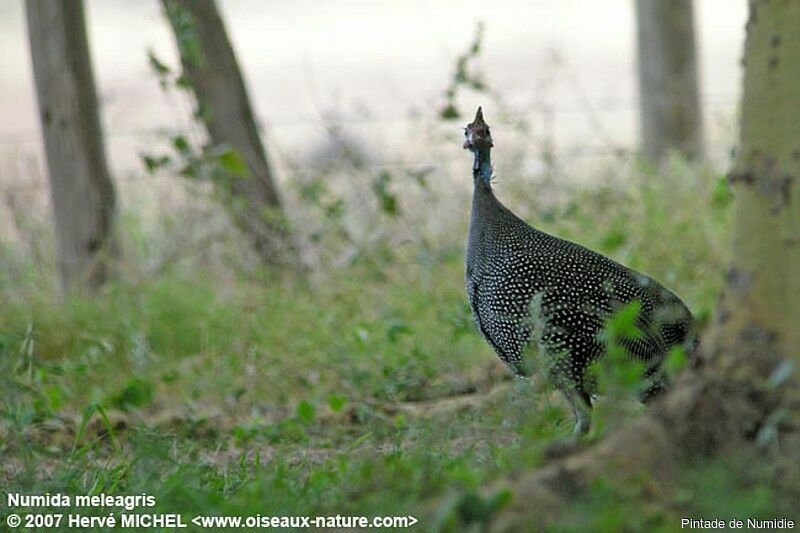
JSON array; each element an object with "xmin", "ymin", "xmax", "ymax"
[{"xmin": 572, "ymin": 415, "xmax": 591, "ymax": 436}]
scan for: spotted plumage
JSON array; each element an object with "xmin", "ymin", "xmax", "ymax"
[{"xmin": 463, "ymin": 107, "xmax": 695, "ymax": 433}]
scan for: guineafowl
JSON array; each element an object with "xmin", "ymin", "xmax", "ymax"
[{"xmin": 463, "ymin": 107, "xmax": 695, "ymax": 434}]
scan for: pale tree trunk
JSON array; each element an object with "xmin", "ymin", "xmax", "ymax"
[
  {"xmin": 488, "ymin": 1, "xmax": 799, "ymax": 529},
  {"xmin": 162, "ymin": 0, "xmax": 295, "ymax": 266},
  {"xmin": 713, "ymin": 0, "xmax": 800, "ymax": 359},
  {"xmin": 636, "ymin": 0, "xmax": 704, "ymax": 162},
  {"xmin": 26, "ymin": 0, "xmax": 117, "ymax": 294}
]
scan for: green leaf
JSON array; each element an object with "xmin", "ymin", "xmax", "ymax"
[
  {"xmin": 95, "ymin": 403, "xmax": 121, "ymax": 452},
  {"xmin": 439, "ymin": 103, "xmax": 460, "ymax": 120},
  {"xmin": 605, "ymin": 300, "xmax": 643, "ymax": 341},
  {"xmin": 172, "ymin": 135, "xmax": 191, "ymax": 155},
  {"xmin": 371, "ymin": 170, "xmax": 400, "ymax": 216},
  {"xmin": 386, "ymin": 320, "xmax": 412, "ymax": 342},
  {"xmin": 664, "ymin": 346, "xmax": 688, "ymax": 377},
  {"xmin": 217, "ymin": 148, "xmax": 249, "ymax": 177},
  {"xmin": 71, "ymin": 402, "xmax": 120, "ymax": 453},
  {"xmin": 296, "ymin": 400, "xmax": 316, "ymax": 423},
  {"xmin": 141, "ymin": 154, "xmax": 170, "ymax": 174},
  {"xmin": 328, "ymin": 394, "xmax": 347, "ymax": 413},
  {"xmin": 72, "ymin": 403, "xmax": 97, "ymax": 453},
  {"xmin": 110, "ymin": 377, "xmax": 154, "ymax": 411},
  {"xmin": 175, "ymin": 73, "xmax": 192, "ymax": 91},
  {"xmin": 42, "ymin": 384, "xmax": 62, "ymax": 412},
  {"xmin": 146, "ymin": 49, "xmax": 172, "ymax": 91},
  {"xmin": 146, "ymin": 49, "xmax": 171, "ymax": 76}
]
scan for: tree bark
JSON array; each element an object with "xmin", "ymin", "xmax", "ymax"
[
  {"xmin": 25, "ymin": 0, "xmax": 117, "ymax": 294},
  {"xmin": 636, "ymin": 0, "xmax": 704, "ymax": 162},
  {"xmin": 162, "ymin": 0, "xmax": 294, "ymax": 266},
  {"xmin": 715, "ymin": 0, "xmax": 800, "ymax": 360},
  {"xmin": 488, "ymin": 1, "xmax": 800, "ymax": 529}
]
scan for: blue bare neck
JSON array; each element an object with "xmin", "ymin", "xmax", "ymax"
[{"xmin": 472, "ymin": 150, "xmax": 492, "ymax": 187}]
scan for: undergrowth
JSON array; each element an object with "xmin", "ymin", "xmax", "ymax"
[{"xmin": 2, "ymin": 158, "xmax": 782, "ymax": 533}]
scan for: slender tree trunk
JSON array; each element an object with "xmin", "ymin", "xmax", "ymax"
[
  {"xmin": 636, "ymin": 0, "xmax": 704, "ymax": 162},
  {"xmin": 162, "ymin": 0, "xmax": 294, "ymax": 266},
  {"xmin": 712, "ymin": 0, "xmax": 800, "ymax": 362},
  {"xmin": 26, "ymin": 0, "xmax": 117, "ymax": 294}
]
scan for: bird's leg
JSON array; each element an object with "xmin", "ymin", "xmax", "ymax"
[
  {"xmin": 544, "ymin": 387, "xmax": 593, "ymax": 459},
  {"xmin": 572, "ymin": 410, "xmax": 591, "ymax": 436},
  {"xmin": 563, "ymin": 387, "xmax": 592, "ymax": 436}
]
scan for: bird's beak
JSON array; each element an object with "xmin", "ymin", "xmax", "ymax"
[{"xmin": 463, "ymin": 131, "xmax": 474, "ymax": 150}]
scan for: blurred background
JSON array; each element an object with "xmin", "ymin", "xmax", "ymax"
[
  {"xmin": 4, "ymin": 1, "xmax": 781, "ymax": 529},
  {"xmin": 2, "ymin": 0, "xmax": 744, "ymax": 243}
]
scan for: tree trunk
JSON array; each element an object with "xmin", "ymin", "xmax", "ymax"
[
  {"xmin": 636, "ymin": 0, "xmax": 704, "ymax": 162},
  {"xmin": 715, "ymin": 0, "xmax": 800, "ymax": 360},
  {"xmin": 487, "ymin": 1, "xmax": 799, "ymax": 529},
  {"xmin": 162, "ymin": 0, "xmax": 294, "ymax": 266},
  {"xmin": 25, "ymin": 0, "xmax": 117, "ymax": 294}
]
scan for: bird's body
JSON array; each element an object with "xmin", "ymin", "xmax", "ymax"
[{"xmin": 463, "ymin": 108, "xmax": 694, "ymax": 433}]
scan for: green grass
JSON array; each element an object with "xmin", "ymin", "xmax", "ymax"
[{"xmin": 3, "ymin": 161, "xmax": 791, "ymax": 532}]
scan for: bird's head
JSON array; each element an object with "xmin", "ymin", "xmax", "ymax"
[
  {"xmin": 464, "ymin": 107, "xmax": 493, "ymax": 178},
  {"xmin": 463, "ymin": 106, "xmax": 493, "ymax": 153}
]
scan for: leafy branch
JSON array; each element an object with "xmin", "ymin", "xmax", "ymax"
[{"xmin": 440, "ymin": 22, "xmax": 488, "ymax": 120}]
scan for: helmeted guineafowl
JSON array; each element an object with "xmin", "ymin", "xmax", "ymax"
[{"xmin": 463, "ymin": 107, "xmax": 695, "ymax": 434}]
